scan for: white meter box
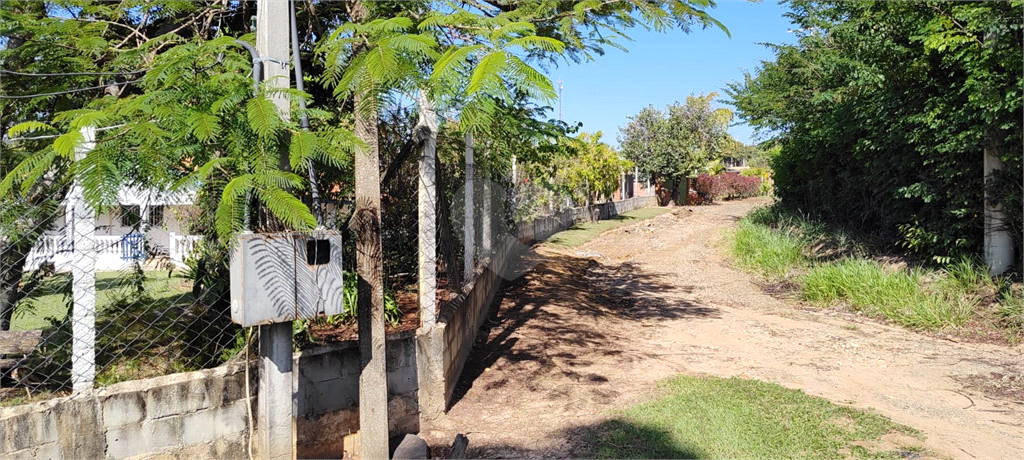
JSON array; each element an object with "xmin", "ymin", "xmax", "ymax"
[{"xmin": 230, "ymin": 231, "xmax": 345, "ymax": 327}]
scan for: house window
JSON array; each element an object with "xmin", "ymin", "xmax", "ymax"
[
  {"xmin": 148, "ymin": 205, "xmax": 164, "ymax": 226},
  {"xmin": 119, "ymin": 205, "xmax": 141, "ymax": 227}
]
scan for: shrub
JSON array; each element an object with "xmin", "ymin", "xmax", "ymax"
[
  {"xmin": 694, "ymin": 173, "xmax": 762, "ymax": 203},
  {"xmin": 720, "ymin": 173, "xmax": 762, "ymax": 200},
  {"xmin": 693, "ymin": 174, "xmax": 725, "ymax": 203}
]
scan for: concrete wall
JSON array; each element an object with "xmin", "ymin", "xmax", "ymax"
[
  {"xmin": 1, "ymin": 332, "xmax": 421, "ymax": 460},
  {"xmin": 295, "ymin": 330, "xmax": 420, "ymax": 459},
  {"xmin": 0, "ymin": 362, "xmax": 251, "ymax": 460},
  {"xmin": 516, "ymin": 196, "xmax": 657, "ymax": 244}
]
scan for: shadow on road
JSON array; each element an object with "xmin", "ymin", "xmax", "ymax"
[{"xmin": 448, "ymin": 251, "xmax": 720, "ymax": 411}]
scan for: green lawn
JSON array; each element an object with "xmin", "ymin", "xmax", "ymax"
[
  {"xmin": 11, "ymin": 271, "xmax": 193, "ymax": 331},
  {"xmin": 592, "ymin": 374, "xmax": 924, "ymax": 459},
  {"xmin": 547, "ymin": 206, "xmax": 671, "ymax": 247}
]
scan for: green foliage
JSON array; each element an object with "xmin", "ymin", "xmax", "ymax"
[
  {"xmin": 618, "ymin": 93, "xmax": 733, "ymax": 203},
  {"xmin": 554, "ymin": 131, "xmax": 632, "ymax": 205},
  {"xmin": 595, "ymin": 374, "xmax": 921, "ymax": 459},
  {"xmin": 728, "ymin": 0, "xmax": 1023, "ymax": 264}
]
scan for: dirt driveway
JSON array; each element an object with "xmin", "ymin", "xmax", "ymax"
[{"xmin": 420, "ymin": 198, "xmax": 1023, "ymax": 459}]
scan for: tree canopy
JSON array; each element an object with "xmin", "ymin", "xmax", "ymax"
[
  {"xmin": 618, "ymin": 92, "xmax": 732, "ymax": 204},
  {"xmin": 727, "ymin": 0, "xmax": 1022, "ymax": 264}
]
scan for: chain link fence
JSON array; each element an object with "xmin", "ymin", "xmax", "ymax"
[{"xmin": 1, "ymin": 194, "xmax": 241, "ymax": 404}]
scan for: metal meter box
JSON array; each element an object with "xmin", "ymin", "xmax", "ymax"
[{"xmin": 230, "ymin": 231, "xmax": 345, "ymax": 327}]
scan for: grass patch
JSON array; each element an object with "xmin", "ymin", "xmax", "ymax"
[
  {"xmin": 11, "ymin": 271, "xmax": 192, "ymax": 331},
  {"xmin": 547, "ymin": 206, "xmax": 670, "ymax": 247},
  {"xmin": 593, "ymin": 374, "xmax": 921, "ymax": 459},
  {"xmin": 730, "ymin": 220, "xmax": 807, "ymax": 278},
  {"xmin": 727, "ymin": 205, "xmax": 1021, "ymax": 335},
  {"xmin": 803, "ymin": 259, "xmax": 972, "ymax": 329}
]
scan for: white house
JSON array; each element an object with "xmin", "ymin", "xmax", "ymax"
[{"xmin": 25, "ymin": 187, "xmax": 201, "ymax": 272}]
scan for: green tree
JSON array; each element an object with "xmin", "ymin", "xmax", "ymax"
[
  {"xmin": 555, "ymin": 131, "xmax": 632, "ymax": 205},
  {"xmin": 619, "ymin": 93, "xmax": 732, "ymax": 205},
  {"xmin": 727, "ymin": 0, "xmax": 1022, "ymax": 265},
  {"xmin": 0, "ymin": 0, "xmax": 242, "ymax": 330}
]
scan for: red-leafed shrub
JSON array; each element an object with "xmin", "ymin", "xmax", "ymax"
[
  {"xmin": 721, "ymin": 173, "xmax": 762, "ymax": 200},
  {"xmin": 692, "ymin": 173, "xmax": 762, "ymax": 204},
  {"xmin": 693, "ymin": 174, "xmax": 724, "ymax": 203}
]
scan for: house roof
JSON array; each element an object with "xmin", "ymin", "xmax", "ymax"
[{"xmin": 116, "ymin": 186, "xmax": 195, "ymax": 206}]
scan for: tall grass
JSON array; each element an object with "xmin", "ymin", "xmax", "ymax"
[
  {"xmin": 802, "ymin": 259, "xmax": 973, "ymax": 329},
  {"xmin": 729, "ymin": 205, "xmax": 1015, "ymax": 333},
  {"xmin": 730, "ymin": 220, "xmax": 806, "ymax": 278}
]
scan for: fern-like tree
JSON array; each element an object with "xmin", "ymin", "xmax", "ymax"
[{"xmin": 0, "ymin": 0, "xmax": 247, "ymax": 330}]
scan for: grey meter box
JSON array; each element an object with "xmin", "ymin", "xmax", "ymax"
[{"xmin": 230, "ymin": 231, "xmax": 345, "ymax": 327}]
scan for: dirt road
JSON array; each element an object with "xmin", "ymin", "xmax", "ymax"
[{"xmin": 420, "ymin": 198, "xmax": 1023, "ymax": 459}]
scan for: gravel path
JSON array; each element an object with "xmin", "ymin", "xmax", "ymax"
[{"xmin": 420, "ymin": 198, "xmax": 1023, "ymax": 459}]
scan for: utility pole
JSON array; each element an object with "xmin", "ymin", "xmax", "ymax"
[
  {"xmin": 346, "ymin": 1, "xmax": 391, "ymax": 457},
  {"xmin": 255, "ymin": 1, "xmax": 294, "ymax": 459},
  {"xmin": 557, "ymin": 79, "xmax": 563, "ymax": 121}
]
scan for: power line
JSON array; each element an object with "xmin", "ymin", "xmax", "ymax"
[
  {"xmin": 2, "ymin": 123, "xmax": 127, "ymax": 144},
  {"xmin": 0, "ymin": 79, "xmax": 142, "ymax": 99},
  {"xmin": 1, "ymin": 68, "xmax": 151, "ymax": 77}
]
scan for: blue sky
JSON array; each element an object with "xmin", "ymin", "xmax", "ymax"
[{"xmin": 544, "ymin": 0, "xmax": 798, "ymax": 147}]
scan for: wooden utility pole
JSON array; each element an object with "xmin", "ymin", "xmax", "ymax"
[
  {"xmin": 71, "ymin": 126, "xmax": 96, "ymax": 392},
  {"xmin": 347, "ymin": 1, "xmax": 390, "ymax": 458},
  {"xmin": 255, "ymin": 1, "xmax": 294, "ymax": 458}
]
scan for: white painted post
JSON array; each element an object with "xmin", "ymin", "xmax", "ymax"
[
  {"xmin": 417, "ymin": 90, "xmax": 438, "ymax": 326},
  {"xmin": 256, "ymin": 1, "xmax": 294, "ymax": 459},
  {"xmin": 71, "ymin": 126, "xmax": 96, "ymax": 393},
  {"xmin": 464, "ymin": 131, "xmax": 475, "ymax": 284},
  {"xmin": 984, "ymin": 148, "xmax": 1013, "ymax": 276},
  {"xmin": 482, "ymin": 173, "xmax": 492, "ymax": 256},
  {"xmin": 511, "ymin": 153, "xmax": 517, "ymax": 184}
]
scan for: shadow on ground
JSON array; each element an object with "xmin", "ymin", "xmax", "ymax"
[
  {"xmin": 455, "ymin": 418, "xmax": 707, "ymax": 459},
  {"xmin": 448, "ymin": 250, "xmax": 720, "ymax": 410}
]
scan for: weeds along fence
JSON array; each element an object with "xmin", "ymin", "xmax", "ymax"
[{"xmin": 1, "ymin": 200, "xmax": 241, "ymax": 404}]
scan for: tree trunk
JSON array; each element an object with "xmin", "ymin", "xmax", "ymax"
[
  {"xmin": 348, "ymin": 3, "xmax": 389, "ymax": 459},
  {"xmin": 669, "ymin": 177, "xmax": 682, "ymax": 206}
]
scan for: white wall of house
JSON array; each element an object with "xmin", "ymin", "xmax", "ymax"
[{"xmin": 24, "ymin": 188, "xmax": 199, "ymax": 273}]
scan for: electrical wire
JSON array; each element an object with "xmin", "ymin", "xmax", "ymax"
[
  {"xmin": 290, "ymin": 0, "xmax": 324, "ymax": 227},
  {"xmin": 0, "ymin": 68, "xmax": 151, "ymax": 77},
  {"xmin": 0, "ymin": 79, "xmax": 142, "ymax": 99}
]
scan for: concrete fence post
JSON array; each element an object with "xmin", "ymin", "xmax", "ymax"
[{"xmin": 71, "ymin": 126, "xmax": 97, "ymax": 392}]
